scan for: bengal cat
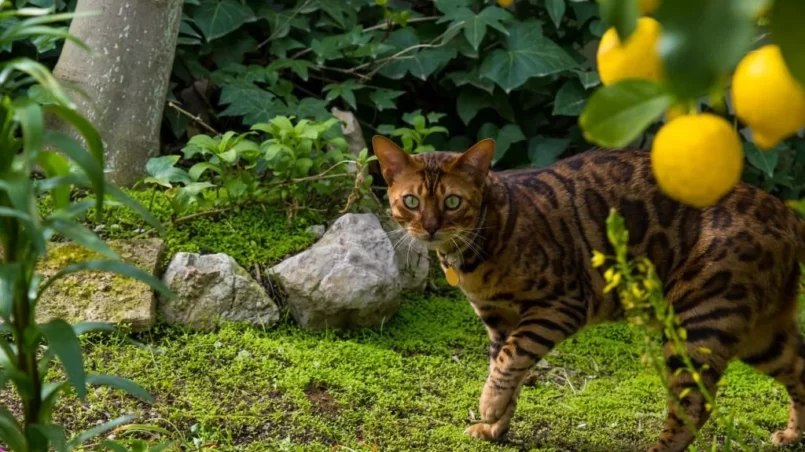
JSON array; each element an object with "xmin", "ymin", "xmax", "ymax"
[{"xmin": 371, "ymin": 135, "xmax": 805, "ymax": 451}]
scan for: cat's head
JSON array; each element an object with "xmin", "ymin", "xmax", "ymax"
[{"xmin": 372, "ymin": 136, "xmax": 495, "ymax": 250}]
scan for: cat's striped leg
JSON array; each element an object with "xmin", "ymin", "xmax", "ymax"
[{"xmin": 466, "ymin": 299, "xmax": 584, "ymax": 440}]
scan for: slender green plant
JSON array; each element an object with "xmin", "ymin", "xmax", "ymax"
[
  {"xmin": 595, "ymin": 209, "xmax": 744, "ymax": 451},
  {"xmin": 0, "ymin": 4, "xmax": 172, "ymax": 451}
]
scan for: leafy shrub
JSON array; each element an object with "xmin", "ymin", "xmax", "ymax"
[
  {"xmin": 143, "ymin": 115, "xmax": 375, "ymax": 219},
  {"xmin": 0, "ymin": 4, "xmax": 171, "ymax": 451}
]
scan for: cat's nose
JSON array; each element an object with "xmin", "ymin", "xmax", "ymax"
[{"xmin": 425, "ymin": 225, "xmax": 438, "ymax": 239}]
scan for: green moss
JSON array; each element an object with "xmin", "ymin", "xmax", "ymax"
[
  {"xmin": 33, "ymin": 289, "xmax": 805, "ymax": 451},
  {"xmin": 80, "ymin": 189, "xmax": 317, "ymax": 270}
]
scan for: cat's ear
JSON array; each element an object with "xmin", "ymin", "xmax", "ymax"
[
  {"xmin": 372, "ymin": 135, "xmax": 414, "ymax": 185},
  {"xmin": 452, "ymin": 139, "xmax": 495, "ymax": 184}
]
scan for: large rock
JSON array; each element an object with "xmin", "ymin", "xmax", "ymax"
[
  {"xmin": 269, "ymin": 213, "xmax": 403, "ymax": 329},
  {"xmin": 379, "ymin": 212, "xmax": 430, "ymax": 291},
  {"xmin": 160, "ymin": 253, "xmax": 279, "ymax": 330},
  {"xmin": 36, "ymin": 238, "xmax": 165, "ymax": 331}
]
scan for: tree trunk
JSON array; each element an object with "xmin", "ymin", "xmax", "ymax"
[{"xmin": 50, "ymin": 0, "xmax": 183, "ymax": 187}]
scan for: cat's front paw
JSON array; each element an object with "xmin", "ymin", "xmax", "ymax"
[
  {"xmin": 771, "ymin": 428, "xmax": 801, "ymax": 447},
  {"xmin": 479, "ymin": 381, "xmax": 512, "ymax": 422},
  {"xmin": 464, "ymin": 422, "xmax": 507, "ymax": 441}
]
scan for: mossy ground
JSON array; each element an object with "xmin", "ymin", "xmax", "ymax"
[
  {"xmin": 23, "ymin": 193, "xmax": 805, "ymax": 451},
  {"xmin": 44, "ymin": 286, "xmax": 805, "ymax": 452}
]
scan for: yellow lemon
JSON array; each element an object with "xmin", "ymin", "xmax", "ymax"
[
  {"xmin": 497, "ymin": 0, "xmax": 513, "ymax": 7},
  {"xmin": 597, "ymin": 17, "xmax": 663, "ymax": 86},
  {"xmin": 732, "ymin": 44, "xmax": 805, "ymax": 150},
  {"xmin": 640, "ymin": 0, "xmax": 660, "ymax": 14},
  {"xmin": 651, "ymin": 114, "xmax": 743, "ymax": 208}
]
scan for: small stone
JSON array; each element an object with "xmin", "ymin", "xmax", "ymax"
[
  {"xmin": 269, "ymin": 213, "xmax": 403, "ymax": 329},
  {"xmin": 305, "ymin": 224, "xmax": 326, "ymax": 239},
  {"xmin": 160, "ymin": 253, "xmax": 279, "ymax": 331},
  {"xmin": 36, "ymin": 238, "xmax": 165, "ymax": 331}
]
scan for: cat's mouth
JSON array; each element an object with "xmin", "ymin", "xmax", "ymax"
[{"xmin": 408, "ymin": 230, "xmax": 459, "ymax": 251}]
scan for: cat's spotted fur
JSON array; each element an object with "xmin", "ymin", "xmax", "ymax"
[{"xmin": 372, "ymin": 136, "xmax": 805, "ymax": 451}]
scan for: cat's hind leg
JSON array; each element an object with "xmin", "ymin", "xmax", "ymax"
[{"xmin": 740, "ymin": 321, "xmax": 805, "ymax": 447}]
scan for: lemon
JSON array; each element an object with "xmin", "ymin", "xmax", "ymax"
[
  {"xmin": 640, "ymin": 0, "xmax": 660, "ymax": 14},
  {"xmin": 651, "ymin": 114, "xmax": 743, "ymax": 208},
  {"xmin": 496, "ymin": 0, "xmax": 512, "ymax": 7},
  {"xmin": 732, "ymin": 45, "xmax": 805, "ymax": 150},
  {"xmin": 597, "ymin": 17, "xmax": 663, "ymax": 86}
]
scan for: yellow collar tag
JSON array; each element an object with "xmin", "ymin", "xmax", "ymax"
[{"xmin": 445, "ymin": 267, "xmax": 460, "ymax": 286}]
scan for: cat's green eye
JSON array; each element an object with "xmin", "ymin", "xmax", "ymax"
[
  {"xmin": 403, "ymin": 195, "xmax": 420, "ymax": 209},
  {"xmin": 444, "ymin": 195, "xmax": 462, "ymax": 210}
]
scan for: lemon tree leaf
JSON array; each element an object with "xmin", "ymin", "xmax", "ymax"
[
  {"xmin": 599, "ymin": 0, "xmax": 638, "ymax": 40},
  {"xmin": 438, "ymin": 6, "xmax": 511, "ymax": 50},
  {"xmin": 480, "ymin": 21, "xmax": 578, "ymax": 93},
  {"xmin": 579, "ymin": 79, "xmax": 672, "ymax": 148},
  {"xmin": 192, "ymin": 0, "xmax": 256, "ymax": 42},
  {"xmin": 656, "ymin": 0, "xmax": 755, "ymax": 99},
  {"xmin": 771, "ymin": 0, "xmax": 805, "ymax": 87}
]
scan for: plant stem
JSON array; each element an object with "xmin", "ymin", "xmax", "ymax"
[{"xmin": 167, "ymin": 102, "xmax": 220, "ymax": 136}]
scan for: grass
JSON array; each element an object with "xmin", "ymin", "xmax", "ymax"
[
  {"xmin": 40, "ymin": 285, "xmax": 805, "ymax": 452},
  {"xmin": 21, "ymin": 194, "xmax": 805, "ymax": 451}
]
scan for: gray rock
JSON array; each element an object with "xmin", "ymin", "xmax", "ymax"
[
  {"xmin": 269, "ymin": 213, "xmax": 401, "ymax": 329},
  {"xmin": 160, "ymin": 253, "xmax": 279, "ymax": 330},
  {"xmin": 36, "ymin": 238, "xmax": 165, "ymax": 331},
  {"xmin": 379, "ymin": 213, "xmax": 430, "ymax": 291},
  {"xmin": 305, "ymin": 224, "xmax": 326, "ymax": 239}
]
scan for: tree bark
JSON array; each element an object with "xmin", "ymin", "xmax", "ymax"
[{"xmin": 50, "ymin": 0, "xmax": 183, "ymax": 187}]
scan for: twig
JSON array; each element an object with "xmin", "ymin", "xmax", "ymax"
[
  {"xmin": 363, "ymin": 16, "xmax": 441, "ymax": 32},
  {"xmin": 172, "ymin": 208, "xmax": 231, "ymax": 225},
  {"xmin": 168, "ymin": 101, "xmax": 220, "ymax": 136},
  {"xmin": 257, "ymin": 0, "xmax": 313, "ymax": 49}
]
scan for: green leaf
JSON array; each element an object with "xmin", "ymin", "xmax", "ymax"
[
  {"xmin": 743, "ymin": 142, "xmax": 779, "ymax": 178},
  {"xmin": 408, "ymin": 48, "xmax": 457, "ymax": 81},
  {"xmin": 219, "ymin": 89, "xmax": 284, "ymax": 125},
  {"xmin": 68, "ymin": 415, "xmax": 136, "ymax": 449},
  {"xmin": 579, "ymin": 79, "xmax": 672, "ymax": 148},
  {"xmin": 42, "ymin": 132, "xmax": 105, "ymax": 215},
  {"xmin": 35, "ymin": 151, "xmax": 70, "ymax": 209},
  {"xmin": 447, "ymin": 69, "xmax": 496, "ymax": 95},
  {"xmin": 30, "ymin": 424, "xmax": 66, "ymax": 452},
  {"xmin": 528, "ymin": 136, "xmax": 570, "ymax": 168},
  {"xmin": 546, "ymin": 0, "xmax": 566, "ymax": 29},
  {"xmin": 480, "ymin": 21, "xmax": 578, "ymax": 93},
  {"xmin": 192, "ymin": 0, "xmax": 255, "ymax": 41},
  {"xmin": 39, "ymin": 319, "xmax": 86, "ymax": 399},
  {"xmin": 86, "ymin": 374, "xmax": 153, "ymax": 402},
  {"xmin": 456, "ymin": 87, "xmax": 493, "ymax": 125},
  {"xmin": 657, "ymin": 0, "xmax": 755, "ymax": 99},
  {"xmin": 771, "ymin": 0, "xmax": 805, "ymax": 88},
  {"xmin": 378, "ymin": 29, "xmax": 457, "ymax": 80},
  {"xmin": 493, "ymin": 124, "xmax": 526, "ymax": 164},
  {"xmin": 72, "ymin": 322, "xmax": 115, "ymax": 337},
  {"xmin": 0, "ymin": 263, "xmax": 21, "ymax": 321},
  {"xmin": 575, "ymin": 70, "xmax": 601, "ymax": 89},
  {"xmin": 38, "ymin": 260, "xmax": 173, "ymax": 302},
  {"xmin": 48, "ymin": 219, "xmax": 119, "ymax": 259},
  {"xmin": 145, "ymin": 156, "xmax": 191, "ymax": 188},
  {"xmin": 188, "ymin": 162, "xmax": 220, "ymax": 181},
  {"xmin": 296, "ymin": 98, "xmax": 332, "ymax": 121},
  {"xmin": 599, "ymin": 0, "xmax": 638, "ymax": 41},
  {"xmin": 0, "ymin": 407, "xmax": 26, "ymax": 451},
  {"xmin": 369, "ymin": 89, "xmax": 404, "ymax": 111},
  {"xmin": 553, "ymin": 79, "xmax": 588, "ymax": 116},
  {"xmin": 438, "ymin": 6, "xmax": 512, "ymax": 50},
  {"xmin": 323, "ymin": 80, "xmax": 365, "ymax": 110},
  {"xmin": 268, "ymin": 59, "xmax": 316, "ymax": 81}
]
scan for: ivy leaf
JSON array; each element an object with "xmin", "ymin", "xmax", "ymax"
[
  {"xmin": 313, "ymin": 0, "xmax": 356, "ymax": 29},
  {"xmin": 480, "ymin": 20, "xmax": 578, "ymax": 93},
  {"xmin": 478, "ymin": 123, "xmax": 526, "ymax": 164},
  {"xmin": 263, "ymin": 9, "xmax": 309, "ymax": 40},
  {"xmin": 743, "ymin": 141, "xmax": 779, "ymax": 178},
  {"xmin": 324, "ymin": 80, "xmax": 366, "ymax": 110},
  {"xmin": 267, "ymin": 59, "xmax": 316, "ymax": 81},
  {"xmin": 447, "ymin": 69, "xmax": 496, "ymax": 95},
  {"xmin": 378, "ymin": 29, "xmax": 456, "ymax": 80},
  {"xmin": 528, "ymin": 136, "xmax": 570, "ymax": 168},
  {"xmin": 435, "ymin": 0, "xmax": 473, "ymax": 14},
  {"xmin": 456, "ymin": 87, "xmax": 493, "ymax": 125},
  {"xmin": 370, "ymin": 89, "xmax": 404, "ymax": 111},
  {"xmin": 546, "ymin": 0, "xmax": 566, "ymax": 29},
  {"xmin": 219, "ymin": 84, "xmax": 284, "ymax": 125},
  {"xmin": 295, "ymin": 98, "xmax": 332, "ymax": 121},
  {"xmin": 575, "ymin": 70, "xmax": 601, "ymax": 89},
  {"xmin": 438, "ymin": 6, "xmax": 512, "ymax": 50},
  {"xmin": 656, "ymin": 0, "xmax": 754, "ymax": 99},
  {"xmin": 771, "ymin": 0, "xmax": 805, "ymax": 87},
  {"xmin": 144, "ymin": 156, "xmax": 191, "ymax": 188},
  {"xmin": 409, "ymin": 47, "xmax": 457, "ymax": 80},
  {"xmin": 579, "ymin": 79, "xmax": 672, "ymax": 148},
  {"xmin": 192, "ymin": 0, "xmax": 256, "ymax": 41},
  {"xmin": 553, "ymin": 79, "xmax": 588, "ymax": 116}
]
